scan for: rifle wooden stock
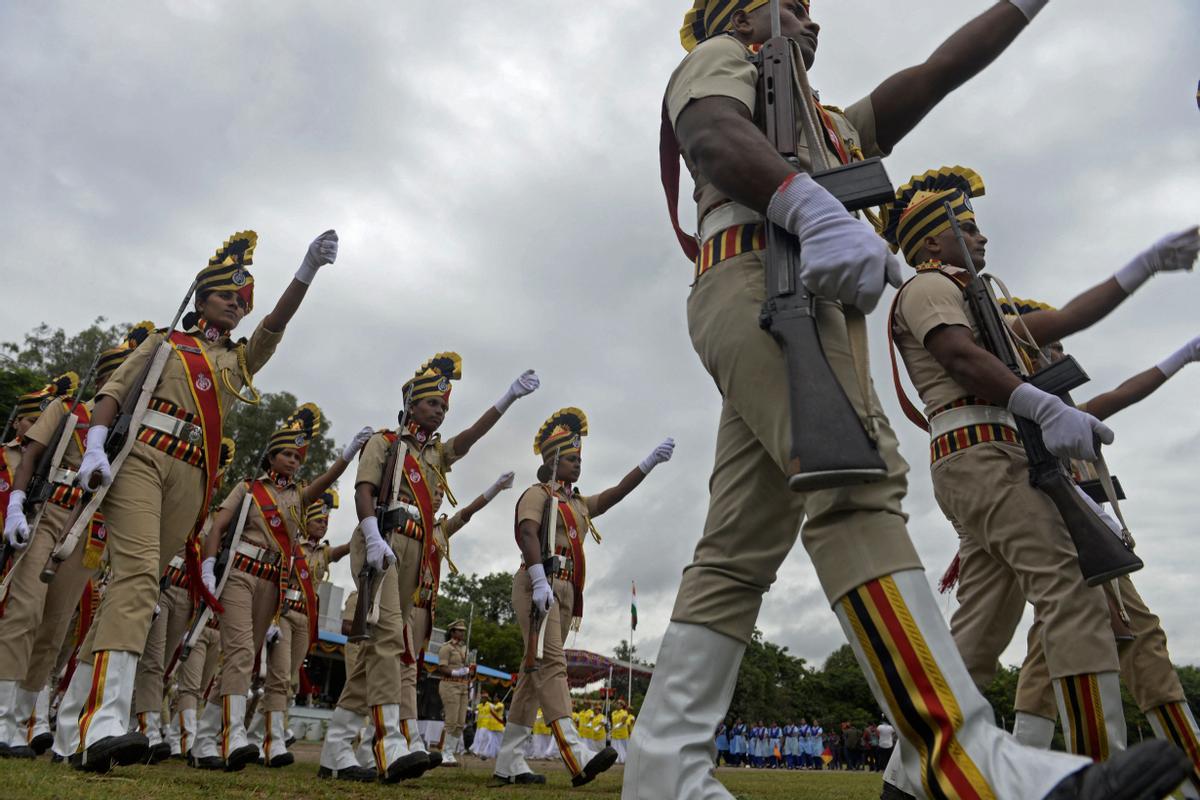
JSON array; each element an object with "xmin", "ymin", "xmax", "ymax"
[{"xmin": 348, "ymin": 561, "xmax": 382, "ymax": 642}]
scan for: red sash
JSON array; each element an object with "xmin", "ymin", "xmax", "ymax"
[
  {"xmin": 401, "ymin": 448, "xmax": 438, "ymax": 666},
  {"xmin": 812, "ymin": 102, "xmax": 851, "ymax": 165},
  {"xmin": 556, "ymin": 498, "xmax": 587, "ymax": 624},
  {"xmin": 0, "ymin": 448, "xmax": 14, "ymax": 600},
  {"xmin": 290, "ymin": 541, "xmax": 319, "ymax": 646},
  {"xmin": 170, "ymin": 331, "xmax": 225, "ymax": 609},
  {"xmin": 249, "ymin": 479, "xmax": 296, "ymax": 617},
  {"xmin": 67, "ymin": 401, "xmax": 91, "ymax": 452}
]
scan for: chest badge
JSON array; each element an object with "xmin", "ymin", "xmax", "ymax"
[
  {"xmin": 269, "ymin": 515, "xmax": 282, "ymax": 528},
  {"xmin": 195, "ymin": 373, "xmax": 212, "ymax": 392},
  {"xmin": 0, "ymin": 479, "xmax": 9, "ymax": 492},
  {"xmin": 409, "ymin": 468, "xmax": 422, "ymax": 484},
  {"xmin": 568, "ymin": 527, "xmax": 578, "ymax": 540}
]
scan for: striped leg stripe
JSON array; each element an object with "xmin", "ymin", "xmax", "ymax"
[
  {"xmin": 372, "ymin": 706, "xmax": 387, "ymax": 771},
  {"xmin": 1056, "ymin": 675, "xmax": 1108, "ymax": 761},
  {"xmin": 263, "ymin": 711, "xmax": 274, "ymax": 763},
  {"xmin": 221, "ymin": 696, "xmax": 232, "ymax": 759},
  {"xmin": 550, "ymin": 720, "xmax": 581, "ymax": 777},
  {"xmin": 77, "ymin": 651, "xmax": 110, "ymax": 752},
  {"xmin": 179, "ymin": 711, "xmax": 189, "ymax": 755},
  {"xmin": 841, "ymin": 578, "xmax": 994, "ymax": 800},
  {"xmin": 1152, "ymin": 704, "xmax": 1200, "ymax": 792}
]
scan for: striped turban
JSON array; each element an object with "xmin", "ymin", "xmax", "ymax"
[
  {"xmin": 198, "ymin": 230, "xmax": 257, "ymax": 311},
  {"xmin": 881, "ymin": 166, "xmax": 986, "ymax": 266},
  {"xmin": 535, "ymin": 407, "xmax": 588, "ymax": 461},
  {"xmin": 682, "ymin": 0, "xmax": 812, "ymax": 52}
]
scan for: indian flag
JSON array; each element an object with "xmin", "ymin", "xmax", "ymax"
[{"xmin": 631, "ymin": 581, "xmax": 638, "ymax": 631}]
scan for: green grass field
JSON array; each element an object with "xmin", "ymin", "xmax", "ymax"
[{"xmin": 4, "ymin": 744, "xmax": 885, "ymax": 799}]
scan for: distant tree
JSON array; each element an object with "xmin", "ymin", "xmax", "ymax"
[{"xmin": 435, "ymin": 571, "xmax": 524, "ymax": 672}]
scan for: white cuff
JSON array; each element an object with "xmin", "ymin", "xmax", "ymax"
[
  {"xmin": 493, "ymin": 390, "xmax": 517, "ymax": 414},
  {"xmin": 527, "ymin": 562, "xmax": 549, "ymax": 587},
  {"xmin": 85, "ymin": 423, "xmax": 108, "ymax": 452},
  {"xmin": 1156, "ymin": 347, "xmax": 1192, "ymax": 378},
  {"xmin": 638, "ymin": 457, "xmax": 656, "ymax": 475},
  {"xmin": 1007, "ymin": 0, "xmax": 1047, "ymax": 21},
  {"xmin": 360, "ymin": 515, "xmax": 382, "ymax": 542},
  {"xmin": 294, "ymin": 262, "xmax": 318, "ymax": 285},
  {"xmin": 7, "ymin": 489, "xmax": 25, "ymax": 514}
]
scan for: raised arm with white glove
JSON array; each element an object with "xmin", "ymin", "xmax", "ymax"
[
  {"xmin": 76, "ymin": 424, "xmax": 113, "ymax": 489},
  {"xmin": 527, "ymin": 562, "xmax": 554, "ymax": 613},
  {"xmin": 1007, "ymin": 383, "xmax": 1113, "ymax": 461},
  {"xmin": 483, "ymin": 471, "xmax": 516, "ymax": 502},
  {"xmin": 638, "ymin": 438, "xmax": 676, "ymax": 475},
  {"xmin": 1113, "ymin": 227, "xmax": 1200, "ymax": 294},
  {"xmin": 1156, "ymin": 335, "xmax": 1200, "ymax": 378},
  {"xmin": 494, "ymin": 370, "xmax": 540, "ymax": 413},
  {"xmin": 360, "ymin": 515, "xmax": 396, "ymax": 572},
  {"xmin": 766, "ymin": 173, "xmax": 900, "ymax": 314},
  {"xmin": 293, "ymin": 230, "xmax": 339, "ymax": 285},
  {"xmin": 201, "ymin": 556, "xmax": 218, "ymax": 597},
  {"xmin": 341, "ymin": 425, "xmax": 374, "ymax": 462},
  {"xmin": 4, "ymin": 490, "xmax": 30, "ymax": 549}
]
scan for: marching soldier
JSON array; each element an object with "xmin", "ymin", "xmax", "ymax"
[
  {"xmin": 319, "ymin": 355, "xmax": 539, "ymax": 783},
  {"xmin": 628, "ymin": 1, "xmax": 1192, "ymax": 798},
  {"xmin": 394, "ymin": 470, "xmax": 516, "ymax": 767},
  {"xmin": 63, "ymin": 228, "xmax": 339, "ymax": 772},
  {"xmin": 190, "ymin": 405, "xmax": 369, "ymax": 771},
  {"xmin": 494, "ymin": 407, "xmax": 674, "ymax": 787},
  {"xmin": 0, "ymin": 372, "xmax": 79, "ymax": 757}
]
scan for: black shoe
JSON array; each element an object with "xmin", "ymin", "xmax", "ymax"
[
  {"xmin": 265, "ymin": 752, "xmax": 294, "ymax": 768},
  {"xmin": 572, "ymin": 746, "xmax": 618, "ymax": 787},
  {"xmin": 1042, "ymin": 740, "xmax": 1191, "ymax": 800},
  {"xmin": 285, "ymin": 735, "xmax": 296, "ymax": 747},
  {"xmin": 146, "ymin": 742, "xmax": 172, "ymax": 765},
  {"xmin": 405, "ymin": 750, "xmax": 440, "ymax": 778},
  {"xmin": 223, "ymin": 744, "xmax": 260, "ymax": 772},
  {"xmin": 493, "ymin": 771, "xmax": 547, "ymax": 785},
  {"xmin": 71, "ymin": 733, "xmax": 150, "ymax": 772},
  {"xmin": 881, "ymin": 780, "xmax": 917, "ymax": 800},
  {"xmin": 50, "ymin": 753, "xmax": 65, "ymax": 764},
  {"xmin": 190, "ymin": 755, "xmax": 224, "ymax": 770},
  {"xmin": 4, "ymin": 745, "xmax": 35, "ymax": 759},
  {"xmin": 317, "ymin": 764, "xmax": 377, "ymax": 782},
  {"xmin": 30, "ymin": 733, "xmax": 54, "ymax": 756},
  {"xmin": 383, "ymin": 751, "xmax": 430, "ymax": 783}
]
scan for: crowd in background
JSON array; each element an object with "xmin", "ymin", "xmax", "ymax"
[{"xmin": 714, "ymin": 719, "xmax": 895, "ymax": 771}]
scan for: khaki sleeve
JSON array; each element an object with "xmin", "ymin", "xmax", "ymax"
[
  {"xmin": 437, "ymin": 642, "xmax": 452, "ymax": 663},
  {"xmin": 896, "ymin": 274, "xmax": 972, "ymax": 347},
  {"xmin": 24, "ymin": 400, "xmax": 68, "ymax": 449},
  {"xmin": 515, "ymin": 486, "xmax": 546, "ymax": 527},
  {"xmin": 354, "ymin": 432, "xmax": 391, "ymax": 490},
  {"xmin": 665, "ymin": 36, "xmax": 758, "ymax": 127},
  {"xmin": 842, "ymin": 95, "xmax": 887, "ymax": 159},
  {"xmin": 437, "ymin": 437, "xmax": 461, "ymax": 470},
  {"xmin": 96, "ymin": 332, "xmax": 162, "ymax": 408},
  {"xmin": 584, "ymin": 494, "xmax": 602, "ymax": 517},
  {"xmin": 442, "ymin": 510, "xmax": 467, "ymax": 538},
  {"xmin": 218, "ymin": 480, "xmax": 248, "ymax": 514},
  {"xmin": 243, "ymin": 319, "xmax": 284, "ymax": 375}
]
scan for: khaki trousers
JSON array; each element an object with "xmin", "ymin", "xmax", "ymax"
[
  {"xmin": 336, "ymin": 527, "xmax": 421, "ymax": 709},
  {"xmin": 439, "ymin": 680, "xmax": 469, "ymax": 738},
  {"xmin": 0, "ymin": 515, "xmax": 61, "ymax": 680},
  {"xmin": 133, "ymin": 584, "xmax": 192, "ymax": 714},
  {"xmin": 216, "ymin": 566, "xmax": 278, "ymax": 697},
  {"xmin": 177, "ymin": 626, "xmax": 220, "ymax": 712},
  {"xmin": 89, "ymin": 443, "xmax": 205, "ymax": 656},
  {"xmin": 341, "ymin": 640, "xmax": 365, "ymax": 716},
  {"xmin": 508, "ymin": 568, "xmax": 574, "ymax": 727},
  {"xmin": 674, "ymin": 253, "xmax": 919, "ymax": 640},
  {"xmin": 1016, "ymin": 575, "xmax": 1185, "ymax": 719},
  {"xmin": 263, "ymin": 608, "xmax": 308, "ymax": 712},
  {"xmin": 934, "ymin": 441, "xmax": 1118, "ymax": 679},
  {"xmin": 400, "ymin": 606, "xmax": 431, "ymax": 721}
]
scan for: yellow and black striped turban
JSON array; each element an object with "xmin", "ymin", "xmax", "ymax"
[
  {"xmin": 306, "ymin": 488, "xmax": 339, "ymax": 521},
  {"xmin": 881, "ymin": 166, "xmax": 985, "ymax": 266},
  {"xmin": 96, "ymin": 320, "xmax": 156, "ymax": 384},
  {"xmin": 197, "ymin": 230, "xmax": 257, "ymax": 311},
  {"xmin": 534, "ymin": 407, "xmax": 588, "ymax": 461},
  {"xmin": 16, "ymin": 372, "xmax": 79, "ymax": 420},
  {"xmin": 681, "ymin": 0, "xmax": 809, "ymax": 52},
  {"xmin": 217, "ymin": 436, "xmax": 237, "ymax": 475},
  {"xmin": 403, "ymin": 352, "xmax": 462, "ymax": 406},
  {"xmin": 268, "ymin": 403, "xmax": 321, "ymax": 462},
  {"xmin": 999, "ymin": 297, "xmax": 1055, "ymax": 316}
]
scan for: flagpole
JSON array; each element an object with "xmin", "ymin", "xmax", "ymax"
[{"xmin": 629, "ymin": 581, "xmax": 634, "ymax": 707}]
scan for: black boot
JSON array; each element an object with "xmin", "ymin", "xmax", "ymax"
[
  {"xmin": 572, "ymin": 746, "xmax": 619, "ymax": 787},
  {"xmin": 1042, "ymin": 740, "xmax": 1191, "ymax": 800},
  {"xmin": 223, "ymin": 743, "xmax": 260, "ymax": 772},
  {"xmin": 145, "ymin": 741, "xmax": 172, "ymax": 765},
  {"xmin": 30, "ymin": 732, "xmax": 53, "ymax": 756},
  {"xmin": 493, "ymin": 771, "xmax": 547, "ymax": 785},
  {"xmin": 71, "ymin": 733, "xmax": 150, "ymax": 773},
  {"xmin": 382, "ymin": 751, "xmax": 429, "ymax": 783},
  {"xmin": 317, "ymin": 764, "xmax": 377, "ymax": 782},
  {"xmin": 880, "ymin": 780, "xmax": 917, "ymax": 800}
]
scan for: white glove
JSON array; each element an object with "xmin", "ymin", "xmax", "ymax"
[
  {"xmin": 527, "ymin": 563, "xmax": 554, "ymax": 613},
  {"xmin": 1007, "ymin": 0, "xmax": 1048, "ymax": 21},
  {"xmin": 201, "ymin": 556, "xmax": 218, "ymax": 597},
  {"xmin": 451, "ymin": 667, "xmax": 470, "ymax": 677},
  {"xmin": 766, "ymin": 172, "xmax": 898, "ymax": 314},
  {"xmin": 77, "ymin": 424, "xmax": 112, "ymax": 490},
  {"xmin": 266, "ymin": 624, "xmax": 282, "ymax": 644},
  {"xmin": 361, "ymin": 516, "xmax": 395, "ymax": 571},
  {"xmin": 342, "ymin": 426, "xmax": 374, "ymax": 461},
  {"xmin": 1007, "ymin": 383, "xmax": 1113, "ymax": 461},
  {"xmin": 4, "ymin": 490, "xmax": 30, "ymax": 550},
  {"xmin": 1156, "ymin": 335, "xmax": 1200, "ymax": 378},
  {"xmin": 494, "ymin": 370, "xmax": 541, "ymax": 413},
  {"xmin": 483, "ymin": 471, "xmax": 515, "ymax": 502},
  {"xmin": 638, "ymin": 438, "xmax": 676, "ymax": 475},
  {"xmin": 294, "ymin": 229, "xmax": 339, "ymax": 285},
  {"xmin": 1114, "ymin": 226, "xmax": 1200, "ymax": 293}
]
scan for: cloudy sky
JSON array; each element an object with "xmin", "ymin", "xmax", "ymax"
[{"xmin": 3, "ymin": 1, "xmax": 1198, "ymax": 676}]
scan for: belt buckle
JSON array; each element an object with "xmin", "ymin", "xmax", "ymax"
[{"xmin": 183, "ymin": 422, "xmax": 202, "ymax": 443}]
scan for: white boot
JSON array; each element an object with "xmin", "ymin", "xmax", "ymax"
[
  {"xmin": 137, "ymin": 709, "xmax": 171, "ymax": 764},
  {"xmin": 441, "ymin": 733, "xmax": 460, "ymax": 765},
  {"xmin": 369, "ymin": 704, "xmax": 428, "ymax": 783},
  {"xmin": 10, "ymin": 686, "xmax": 39, "ymax": 756},
  {"xmin": 1146, "ymin": 702, "xmax": 1200, "ymax": 800},
  {"xmin": 623, "ymin": 622, "xmax": 744, "ymax": 800},
  {"xmin": 320, "ymin": 706, "xmax": 365, "ymax": 772},
  {"xmin": 190, "ymin": 699, "xmax": 222, "ymax": 765},
  {"xmin": 246, "ymin": 709, "xmax": 265, "ymax": 754},
  {"xmin": 218, "ymin": 693, "xmax": 257, "ymax": 770},
  {"xmin": 262, "ymin": 710, "xmax": 294, "ymax": 767},
  {"xmin": 29, "ymin": 686, "xmax": 52, "ymax": 754},
  {"xmin": 1014, "ymin": 712, "xmax": 1056, "ymax": 750},
  {"xmin": 494, "ymin": 724, "xmax": 541, "ymax": 783},
  {"xmin": 1053, "ymin": 671, "xmax": 1127, "ymax": 759},
  {"xmin": 881, "ymin": 743, "xmax": 920, "ymax": 799},
  {"xmin": 354, "ymin": 722, "xmax": 374, "ymax": 768},
  {"xmin": 552, "ymin": 716, "xmax": 617, "ymax": 787},
  {"xmin": 175, "ymin": 708, "xmax": 197, "ymax": 757},
  {"xmin": 0, "ymin": 680, "xmax": 22, "ymax": 752},
  {"xmin": 76, "ymin": 650, "xmax": 150, "ymax": 771},
  {"xmin": 53, "ymin": 663, "xmax": 92, "ymax": 758}
]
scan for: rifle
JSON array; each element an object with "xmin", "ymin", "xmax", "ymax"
[
  {"xmin": 756, "ymin": 0, "xmax": 896, "ymax": 492},
  {"xmin": 42, "ymin": 281, "xmax": 198, "ymax": 583},
  {"xmin": 521, "ymin": 451, "xmax": 561, "ymax": 674},
  {"xmin": 942, "ymin": 204, "xmax": 1142, "ymax": 586},
  {"xmin": 0, "ymin": 403, "xmax": 16, "ymax": 445},
  {"xmin": 349, "ymin": 388, "xmax": 411, "ymax": 641}
]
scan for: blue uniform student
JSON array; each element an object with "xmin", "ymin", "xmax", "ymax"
[
  {"xmin": 730, "ymin": 720, "xmax": 748, "ymax": 766},
  {"xmin": 769, "ymin": 724, "xmax": 782, "ymax": 768},
  {"xmin": 715, "ymin": 723, "xmax": 729, "ymax": 766}
]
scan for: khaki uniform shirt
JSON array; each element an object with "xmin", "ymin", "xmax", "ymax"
[
  {"xmin": 99, "ymin": 321, "xmax": 282, "ymax": 452},
  {"xmin": 218, "ymin": 474, "xmax": 304, "ymax": 552},
  {"xmin": 300, "ymin": 540, "xmax": 331, "ymax": 584},
  {"xmin": 24, "ymin": 399, "xmax": 89, "ymax": 471},
  {"xmin": 665, "ymin": 34, "xmax": 886, "ymax": 224},
  {"xmin": 437, "ymin": 639, "xmax": 468, "ymax": 674},
  {"xmin": 355, "ymin": 427, "xmax": 460, "ymax": 518},
  {"xmin": 892, "ymin": 269, "xmax": 979, "ymax": 415},
  {"xmin": 515, "ymin": 483, "xmax": 601, "ymax": 570}
]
